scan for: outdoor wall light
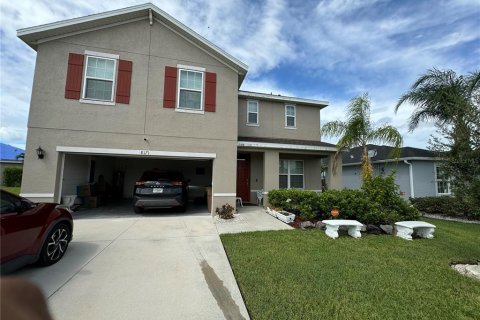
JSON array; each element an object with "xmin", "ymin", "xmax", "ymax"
[{"xmin": 36, "ymin": 146, "xmax": 45, "ymax": 159}]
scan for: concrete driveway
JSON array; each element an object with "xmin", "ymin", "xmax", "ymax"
[{"xmin": 13, "ymin": 213, "xmax": 250, "ymax": 320}]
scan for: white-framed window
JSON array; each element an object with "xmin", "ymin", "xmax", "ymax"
[
  {"xmin": 82, "ymin": 53, "xmax": 117, "ymax": 102},
  {"xmin": 247, "ymin": 100, "xmax": 259, "ymax": 125},
  {"xmin": 279, "ymin": 160, "xmax": 304, "ymax": 189},
  {"xmin": 435, "ymin": 164, "xmax": 451, "ymax": 195},
  {"xmin": 177, "ymin": 67, "xmax": 204, "ymax": 111},
  {"xmin": 285, "ymin": 105, "xmax": 296, "ymax": 128}
]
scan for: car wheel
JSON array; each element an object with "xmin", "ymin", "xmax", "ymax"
[
  {"xmin": 38, "ymin": 223, "xmax": 71, "ymax": 266},
  {"xmin": 134, "ymin": 206, "xmax": 143, "ymax": 214}
]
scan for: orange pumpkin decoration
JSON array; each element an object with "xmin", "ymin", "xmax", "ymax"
[{"xmin": 331, "ymin": 207, "xmax": 339, "ymax": 218}]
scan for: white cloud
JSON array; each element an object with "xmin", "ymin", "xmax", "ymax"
[{"xmin": 0, "ymin": 0, "xmax": 477, "ymax": 150}]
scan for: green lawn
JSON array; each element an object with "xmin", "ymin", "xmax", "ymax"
[
  {"xmin": 1, "ymin": 186, "xmax": 21, "ymax": 195},
  {"xmin": 221, "ymin": 218, "xmax": 480, "ymax": 320}
]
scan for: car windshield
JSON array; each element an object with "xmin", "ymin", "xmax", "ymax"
[{"xmin": 141, "ymin": 171, "xmax": 184, "ymax": 181}]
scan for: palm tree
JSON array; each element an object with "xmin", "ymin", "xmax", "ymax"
[
  {"xmin": 321, "ymin": 93, "xmax": 403, "ymax": 182},
  {"xmin": 395, "ymin": 68, "xmax": 480, "ymax": 149}
]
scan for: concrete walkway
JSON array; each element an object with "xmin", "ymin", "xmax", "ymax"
[
  {"xmin": 14, "ymin": 215, "xmax": 250, "ymax": 320},
  {"xmin": 214, "ymin": 206, "xmax": 294, "ymax": 234}
]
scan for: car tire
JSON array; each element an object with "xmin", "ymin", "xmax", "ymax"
[
  {"xmin": 38, "ymin": 223, "xmax": 71, "ymax": 266},
  {"xmin": 134, "ymin": 206, "xmax": 143, "ymax": 214}
]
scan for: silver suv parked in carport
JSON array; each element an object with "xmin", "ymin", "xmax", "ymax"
[{"xmin": 133, "ymin": 170, "xmax": 188, "ymax": 213}]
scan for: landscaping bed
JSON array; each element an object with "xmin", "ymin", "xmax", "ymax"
[{"xmin": 221, "ymin": 218, "xmax": 480, "ymax": 320}]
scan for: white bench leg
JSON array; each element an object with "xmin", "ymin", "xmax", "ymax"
[
  {"xmin": 416, "ymin": 227, "xmax": 435, "ymax": 239},
  {"xmin": 325, "ymin": 225, "xmax": 339, "ymax": 239},
  {"xmin": 348, "ymin": 226, "xmax": 362, "ymax": 238},
  {"xmin": 396, "ymin": 225, "xmax": 413, "ymax": 240}
]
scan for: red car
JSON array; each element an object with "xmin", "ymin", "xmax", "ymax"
[{"xmin": 1, "ymin": 190, "xmax": 73, "ymax": 274}]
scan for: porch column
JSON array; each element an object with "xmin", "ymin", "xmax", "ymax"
[
  {"xmin": 326, "ymin": 154, "xmax": 342, "ymax": 190},
  {"xmin": 263, "ymin": 150, "xmax": 279, "ymax": 206}
]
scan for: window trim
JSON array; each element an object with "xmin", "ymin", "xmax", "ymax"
[
  {"xmin": 176, "ymin": 66, "xmax": 205, "ymax": 112},
  {"xmin": 81, "ymin": 52, "xmax": 118, "ymax": 103},
  {"xmin": 434, "ymin": 163, "xmax": 451, "ymax": 195},
  {"xmin": 247, "ymin": 100, "xmax": 259, "ymax": 125},
  {"xmin": 279, "ymin": 159, "xmax": 304, "ymax": 189},
  {"xmin": 285, "ymin": 104, "xmax": 296, "ymax": 128}
]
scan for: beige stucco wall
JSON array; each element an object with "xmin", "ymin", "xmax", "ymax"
[
  {"xmin": 28, "ymin": 19, "xmax": 238, "ymax": 141},
  {"xmin": 238, "ymin": 98, "xmax": 321, "ymax": 141},
  {"xmin": 21, "ymin": 18, "xmax": 239, "ymax": 213}
]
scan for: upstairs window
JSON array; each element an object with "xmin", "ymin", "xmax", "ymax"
[
  {"xmin": 178, "ymin": 69, "xmax": 204, "ymax": 110},
  {"xmin": 247, "ymin": 101, "xmax": 259, "ymax": 125},
  {"xmin": 285, "ymin": 105, "xmax": 296, "ymax": 128},
  {"xmin": 279, "ymin": 160, "xmax": 304, "ymax": 189},
  {"xmin": 435, "ymin": 165, "xmax": 451, "ymax": 195},
  {"xmin": 65, "ymin": 51, "xmax": 132, "ymax": 104},
  {"xmin": 83, "ymin": 56, "xmax": 116, "ymax": 101}
]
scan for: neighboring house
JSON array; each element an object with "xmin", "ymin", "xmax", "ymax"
[
  {"xmin": 0, "ymin": 143, "xmax": 24, "ymax": 186},
  {"xmin": 342, "ymin": 144, "xmax": 450, "ymax": 199},
  {"xmin": 16, "ymin": 3, "xmax": 341, "ymax": 212}
]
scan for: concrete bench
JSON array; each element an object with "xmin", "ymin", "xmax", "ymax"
[
  {"xmin": 322, "ymin": 219, "xmax": 363, "ymax": 239},
  {"xmin": 395, "ymin": 221, "xmax": 436, "ymax": 240}
]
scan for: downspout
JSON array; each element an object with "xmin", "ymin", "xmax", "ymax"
[{"xmin": 404, "ymin": 160, "xmax": 414, "ymax": 198}]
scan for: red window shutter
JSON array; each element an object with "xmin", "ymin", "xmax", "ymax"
[
  {"xmin": 204, "ymin": 72, "xmax": 216, "ymax": 112},
  {"xmin": 116, "ymin": 60, "xmax": 133, "ymax": 104},
  {"xmin": 65, "ymin": 53, "xmax": 84, "ymax": 99},
  {"xmin": 163, "ymin": 66, "xmax": 177, "ymax": 108}
]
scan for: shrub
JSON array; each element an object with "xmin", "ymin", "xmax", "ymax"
[
  {"xmin": 362, "ymin": 174, "xmax": 419, "ymax": 224},
  {"xmin": 3, "ymin": 167, "xmax": 22, "ymax": 187},
  {"xmin": 267, "ymin": 189, "xmax": 317, "ymax": 214},
  {"xmin": 411, "ymin": 196, "xmax": 479, "ymax": 219},
  {"xmin": 312, "ymin": 189, "xmax": 371, "ymax": 221},
  {"xmin": 216, "ymin": 203, "xmax": 235, "ymax": 219},
  {"xmin": 267, "ymin": 173, "xmax": 419, "ymax": 224}
]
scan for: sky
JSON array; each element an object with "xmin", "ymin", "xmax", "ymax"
[{"xmin": 1, "ymin": 0, "xmax": 479, "ymax": 150}]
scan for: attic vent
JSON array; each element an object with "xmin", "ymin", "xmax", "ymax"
[{"xmin": 367, "ymin": 149, "xmax": 377, "ymax": 158}]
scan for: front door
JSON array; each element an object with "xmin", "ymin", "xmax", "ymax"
[{"xmin": 236, "ymin": 157, "xmax": 250, "ymax": 203}]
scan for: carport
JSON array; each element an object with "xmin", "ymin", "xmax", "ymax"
[{"xmin": 55, "ymin": 146, "xmax": 214, "ymax": 215}]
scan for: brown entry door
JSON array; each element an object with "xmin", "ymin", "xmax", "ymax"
[{"xmin": 236, "ymin": 159, "xmax": 250, "ymax": 202}]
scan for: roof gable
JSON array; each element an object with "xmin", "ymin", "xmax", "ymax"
[{"xmin": 17, "ymin": 3, "xmax": 248, "ymax": 83}]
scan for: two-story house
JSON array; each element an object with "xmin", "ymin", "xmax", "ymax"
[{"xmin": 17, "ymin": 3, "xmax": 341, "ymax": 213}]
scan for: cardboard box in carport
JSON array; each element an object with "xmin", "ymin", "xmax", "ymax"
[
  {"xmin": 84, "ymin": 196, "xmax": 98, "ymax": 208},
  {"xmin": 77, "ymin": 184, "xmax": 92, "ymax": 197}
]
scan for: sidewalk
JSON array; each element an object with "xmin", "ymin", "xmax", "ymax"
[{"xmin": 214, "ymin": 206, "xmax": 294, "ymax": 234}]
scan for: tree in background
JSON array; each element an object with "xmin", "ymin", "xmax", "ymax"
[
  {"xmin": 322, "ymin": 93, "xmax": 403, "ymax": 182},
  {"xmin": 396, "ymin": 68, "xmax": 480, "ymax": 216}
]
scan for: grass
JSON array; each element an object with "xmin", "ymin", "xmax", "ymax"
[
  {"xmin": 1, "ymin": 186, "xmax": 21, "ymax": 195},
  {"xmin": 221, "ymin": 218, "xmax": 480, "ymax": 320}
]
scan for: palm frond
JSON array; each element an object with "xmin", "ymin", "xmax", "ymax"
[
  {"xmin": 368, "ymin": 125, "xmax": 403, "ymax": 159},
  {"xmin": 321, "ymin": 120, "xmax": 347, "ymax": 138},
  {"xmin": 346, "ymin": 93, "xmax": 371, "ymax": 132}
]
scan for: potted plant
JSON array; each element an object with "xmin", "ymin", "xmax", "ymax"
[
  {"xmin": 266, "ymin": 207, "xmax": 295, "ymax": 223},
  {"xmin": 216, "ymin": 203, "xmax": 235, "ymax": 219}
]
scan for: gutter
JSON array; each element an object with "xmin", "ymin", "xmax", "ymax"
[
  {"xmin": 404, "ymin": 160, "xmax": 414, "ymax": 198},
  {"xmin": 342, "ymin": 156, "xmax": 443, "ymax": 166}
]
